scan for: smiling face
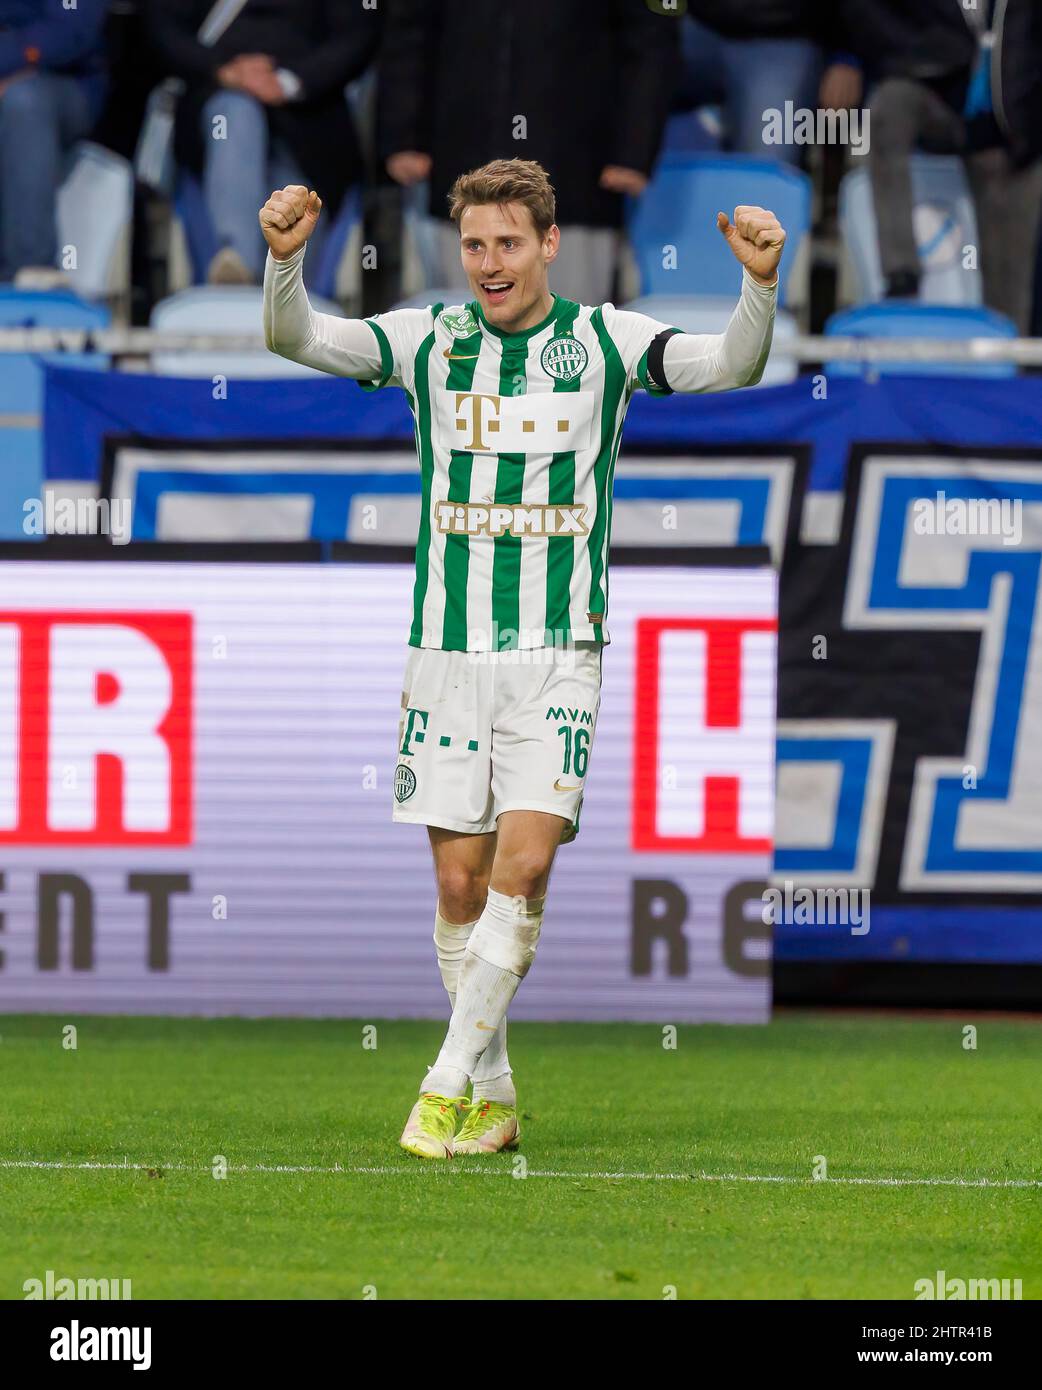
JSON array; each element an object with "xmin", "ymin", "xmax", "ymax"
[{"xmin": 458, "ymin": 201, "xmax": 559, "ymax": 333}]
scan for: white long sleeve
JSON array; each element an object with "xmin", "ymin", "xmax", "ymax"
[
  {"xmin": 661, "ymin": 269, "xmax": 777, "ymax": 392},
  {"xmin": 262, "ymin": 245, "xmax": 385, "ymax": 378}
]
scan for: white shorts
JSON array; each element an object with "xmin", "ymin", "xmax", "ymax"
[{"xmin": 392, "ymin": 642, "xmax": 603, "ymax": 842}]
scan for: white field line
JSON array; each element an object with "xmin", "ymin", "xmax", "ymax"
[{"xmin": 0, "ymin": 1159, "xmax": 1039, "ymax": 1189}]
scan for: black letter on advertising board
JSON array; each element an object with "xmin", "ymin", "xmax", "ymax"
[
  {"xmin": 38, "ymin": 874, "xmax": 94, "ymax": 969},
  {"xmin": 127, "ymin": 873, "xmax": 191, "ymax": 970},
  {"xmin": 723, "ymin": 879, "xmax": 770, "ymax": 978},
  {"xmin": 631, "ymin": 879, "xmax": 689, "ymax": 977}
]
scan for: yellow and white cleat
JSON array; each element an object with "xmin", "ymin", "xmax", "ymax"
[
  {"xmin": 453, "ymin": 1097, "xmax": 521, "ymax": 1154},
  {"xmin": 399, "ymin": 1092, "xmax": 468, "ymax": 1159}
]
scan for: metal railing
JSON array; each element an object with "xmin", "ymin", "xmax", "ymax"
[{"xmin": 0, "ymin": 327, "xmax": 1041, "ymax": 367}]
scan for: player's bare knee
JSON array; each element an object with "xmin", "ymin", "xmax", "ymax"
[
  {"xmin": 493, "ymin": 852, "xmax": 552, "ymax": 902},
  {"xmin": 436, "ymin": 865, "xmax": 488, "ymax": 923}
]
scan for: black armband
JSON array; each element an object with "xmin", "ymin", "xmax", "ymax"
[{"xmin": 646, "ymin": 328, "xmax": 681, "ymax": 394}]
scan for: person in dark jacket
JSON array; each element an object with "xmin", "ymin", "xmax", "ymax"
[
  {"xmin": 145, "ymin": 0, "xmax": 380, "ymax": 284},
  {"xmin": 377, "ymin": 0, "xmax": 679, "ymax": 305},
  {"xmin": 675, "ymin": 1, "xmax": 836, "ymax": 164},
  {"xmin": 0, "ymin": 0, "xmax": 108, "ymax": 281},
  {"xmin": 843, "ymin": 0, "xmax": 1042, "ymax": 330}
]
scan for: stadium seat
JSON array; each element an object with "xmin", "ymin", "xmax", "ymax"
[
  {"xmin": 55, "ymin": 142, "xmax": 133, "ymax": 301},
  {"xmin": 661, "ymin": 107, "xmax": 724, "ymax": 156},
  {"xmin": 149, "ymin": 284, "xmax": 346, "ymax": 377},
  {"xmin": 627, "ymin": 153, "xmax": 811, "ymax": 307},
  {"xmin": 622, "ymin": 294, "xmax": 798, "ymax": 387},
  {"xmin": 839, "ymin": 154, "xmax": 982, "ymax": 305},
  {"xmin": 824, "ymin": 301, "xmax": 1016, "ymax": 378},
  {"xmin": 399, "ymin": 183, "xmax": 454, "ymax": 298}
]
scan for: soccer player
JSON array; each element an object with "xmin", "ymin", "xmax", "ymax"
[{"xmin": 261, "ymin": 158, "xmax": 784, "ymax": 1158}]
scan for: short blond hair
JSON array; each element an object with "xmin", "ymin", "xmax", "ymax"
[{"xmin": 447, "ymin": 159, "xmax": 556, "ymax": 238}]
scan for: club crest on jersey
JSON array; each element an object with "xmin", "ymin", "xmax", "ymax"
[
  {"xmin": 540, "ymin": 335, "xmax": 588, "ymax": 382},
  {"xmin": 441, "ymin": 307, "xmax": 479, "ymax": 339},
  {"xmin": 394, "ymin": 764, "xmax": 417, "ymax": 802}
]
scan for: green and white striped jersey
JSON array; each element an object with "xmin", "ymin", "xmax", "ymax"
[
  {"xmin": 264, "ymin": 247, "xmax": 776, "ymax": 651},
  {"xmin": 361, "ymin": 295, "xmax": 678, "ymax": 652}
]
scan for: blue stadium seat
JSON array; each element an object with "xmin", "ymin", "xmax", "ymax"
[
  {"xmin": 627, "ymin": 153, "xmax": 811, "ymax": 307},
  {"xmin": 150, "ymin": 284, "xmax": 345, "ymax": 377},
  {"xmin": 839, "ymin": 154, "xmax": 981, "ymax": 305},
  {"xmin": 824, "ymin": 302, "xmax": 1016, "ymax": 378},
  {"xmin": 660, "ymin": 108, "xmax": 724, "ymax": 156},
  {"xmin": 622, "ymin": 294, "xmax": 798, "ymax": 386}
]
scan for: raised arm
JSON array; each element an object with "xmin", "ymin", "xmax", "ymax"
[
  {"xmin": 661, "ymin": 271, "xmax": 777, "ymax": 392},
  {"xmin": 656, "ymin": 204, "xmax": 784, "ymax": 393},
  {"xmin": 260, "ymin": 184, "xmax": 384, "ymax": 378}
]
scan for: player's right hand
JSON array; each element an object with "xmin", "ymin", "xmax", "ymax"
[{"xmin": 259, "ymin": 185, "xmax": 323, "ymax": 261}]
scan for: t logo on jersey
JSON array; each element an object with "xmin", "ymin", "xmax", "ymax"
[{"xmin": 438, "ymin": 390, "xmax": 596, "ymax": 455}]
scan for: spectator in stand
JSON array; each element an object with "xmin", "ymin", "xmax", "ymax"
[
  {"xmin": 0, "ymin": 0, "xmax": 109, "ymax": 284},
  {"xmin": 841, "ymin": 0, "xmax": 1042, "ymax": 331},
  {"xmin": 378, "ymin": 0, "xmax": 679, "ymax": 306},
  {"xmin": 145, "ymin": 0, "xmax": 380, "ymax": 285},
  {"xmin": 674, "ymin": 1, "xmax": 859, "ymax": 166}
]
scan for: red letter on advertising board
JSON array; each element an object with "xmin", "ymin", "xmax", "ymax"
[
  {"xmin": 632, "ymin": 616, "xmax": 775, "ymax": 854},
  {"xmin": 0, "ymin": 611, "xmax": 192, "ymax": 845}
]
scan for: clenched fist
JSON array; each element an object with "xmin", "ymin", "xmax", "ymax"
[
  {"xmin": 716, "ymin": 205, "xmax": 786, "ymax": 286},
  {"xmin": 259, "ymin": 184, "xmax": 323, "ymax": 261}
]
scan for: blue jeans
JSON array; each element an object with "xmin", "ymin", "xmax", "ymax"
[
  {"xmin": 678, "ymin": 17, "xmax": 822, "ymax": 165},
  {"xmin": 201, "ymin": 90, "xmax": 326, "ymax": 280},
  {"xmin": 0, "ymin": 71, "xmax": 99, "ymax": 277}
]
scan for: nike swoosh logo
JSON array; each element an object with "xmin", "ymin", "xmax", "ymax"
[
  {"xmin": 475, "ymin": 1020, "xmax": 497, "ymax": 1031},
  {"xmin": 443, "ymin": 349, "xmax": 480, "ymax": 359},
  {"xmin": 554, "ymin": 779, "xmax": 582, "ymax": 792}
]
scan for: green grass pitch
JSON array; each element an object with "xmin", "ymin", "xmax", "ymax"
[{"xmin": 1, "ymin": 1011, "xmax": 1039, "ymax": 1300}]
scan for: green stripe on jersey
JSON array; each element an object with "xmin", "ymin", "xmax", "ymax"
[
  {"xmin": 359, "ymin": 319, "xmax": 394, "ymax": 391},
  {"xmin": 491, "ymin": 335, "xmax": 529, "ymax": 650},
  {"xmin": 440, "ymin": 325, "xmax": 483, "ymax": 651},
  {"xmin": 408, "ymin": 329, "xmax": 438, "ymax": 645},
  {"xmin": 586, "ymin": 308, "xmax": 627, "ymax": 632},
  {"xmin": 544, "ymin": 299, "xmax": 582, "ymax": 645}
]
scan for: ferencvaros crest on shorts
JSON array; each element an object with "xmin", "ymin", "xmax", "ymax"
[{"xmin": 540, "ymin": 335, "xmax": 588, "ymax": 382}]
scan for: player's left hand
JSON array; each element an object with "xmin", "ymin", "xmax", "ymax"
[{"xmin": 716, "ymin": 206, "xmax": 786, "ymax": 286}]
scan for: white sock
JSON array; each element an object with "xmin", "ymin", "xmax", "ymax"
[
  {"xmin": 432, "ymin": 909, "xmax": 514, "ymax": 1104},
  {"xmin": 421, "ymin": 889, "xmax": 544, "ymax": 1098}
]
